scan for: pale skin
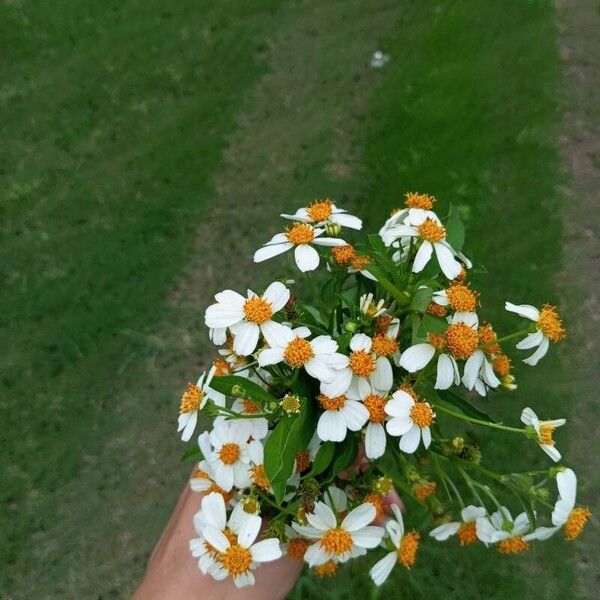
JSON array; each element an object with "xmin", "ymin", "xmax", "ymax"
[{"xmin": 133, "ymin": 451, "xmax": 401, "ymax": 599}]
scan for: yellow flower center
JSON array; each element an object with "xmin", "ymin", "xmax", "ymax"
[
  {"xmin": 242, "ymin": 399, "xmax": 261, "ymax": 414},
  {"xmin": 410, "ymin": 402, "xmax": 434, "ymax": 428},
  {"xmin": 458, "ymin": 521, "xmax": 478, "ymax": 545},
  {"xmin": 446, "ymin": 284, "xmax": 478, "ymax": 312},
  {"xmin": 286, "ymin": 222, "xmax": 316, "ymax": 245},
  {"xmin": 537, "ymin": 305, "xmax": 566, "ymax": 342},
  {"xmin": 207, "ymin": 483, "xmax": 234, "ymax": 503},
  {"xmin": 414, "ymin": 481, "xmax": 437, "ymax": 500},
  {"xmin": 404, "ymin": 192, "xmax": 436, "ymax": 210},
  {"xmin": 314, "ymin": 560, "xmax": 338, "ymax": 577},
  {"xmin": 397, "ymin": 531, "xmax": 420, "ymax": 568},
  {"xmin": 243, "ymin": 296, "xmax": 273, "ymax": 324},
  {"xmin": 371, "ymin": 334, "xmax": 398, "ymax": 357},
  {"xmin": 478, "ymin": 322, "xmax": 500, "ymax": 354},
  {"xmin": 320, "ymin": 527, "xmax": 353, "ymax": 555},
  {"xmin": 251, "ymin": 464, "xmax": 270, "ymax": 490},
  {"xmin": 331, "ymin": 244, "xmax": 356, "ymax": 265},
  {"xmin": 318, "ymin": 393, "xmax": 347, "ymax": 411},
  {"xmin": 205, "ymin": 528, "xmax": 237, "ymax": 558},
  {"xmin": 179, "ymin": 383, "xmax": 204, "ymax": 414},
  {"xmin": 213, "ymin": 359, "xmax": 232, "ymax": 377},
  {"xmin": 219, "ymin": 443, "xmax": 241, "ymax": 465},
  {"xmin": 418, "ymin": 218, "xmax": 446, "ymax": 243},
  {"xmin": 287, "ymin": 537, "xmax": 311, "ymax": 560},
  {"xmin": 284, "ymin": 337, "xmax": 314, "ymax": 367},
  {"xmin": 538, "ymin": 423, "xmax": 556, "ymax": 446},
  {"xmin": 363, "ymin": 394, "xmax": 387, "ymax": 424},
  {"xmin": 281, "ymin": 394, "xmax": 302, "ymax": 414},
  {"xmin": 497, "ymin": 535, "xmax": 529, "ymax": 555},
  {"xmin": 444, "ymin": 322, "xmax": 479, "ymax": 359},
  {"xmin": 349, "ymin": 350, "xmax": 376, "ymax": 377},
  {"xmin": 307, "ymin": 199, "xmax": 334, "ymax": 222},
  {"xmin": 364, "ymin": 492, "xmax": 385, "ymax": 521},
  {"xmin": 295, "ymin": 450, "xmax": 311, "ymax": 474},
  {"xmin": 492, "ymin": 354, "xmax": 511, "ymax": 377},
  {"xmin": 427, "ymin": 302, "xmax": 448, "ymax": 317},
  {"xmin": 220, "ymin": 542, "xmax": 253, "ymax": 576},
  {"xmin": 241, "ymin": 497, "xmax": 260, "ymax": 514},
  {"xmin": 427, "ymin": 332, "xmax": 447, "ymax": 351},
  {"xmin": 191, "ymin": 467, "xmax": 210, "ymax": 480},
  {"xmin": 564, "ymin": 507, "xmax": 591, "ymax": 540},
  {"xmin": 375, "ymin": 315, "xmax": 394, "ymax": 334},
  {"xmin": 351, "ymin": 255, "xmax": 372, "ymax": 271}
]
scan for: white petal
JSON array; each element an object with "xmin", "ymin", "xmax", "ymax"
[
  {"xmin": 516, "ymin": 330, "xmax": 544, "ymax": 350},
  {"xmin": 250, "ymin": 538, "xmax": 282, "ymax": 562},
  {"xmin": 341, "ymin": 400, "xmax": 369, "ymax": 431},
  {"xmin": 429, "ymin": 522, "xmax": 460, "ymax": 541},
  {"xmin": 421, "ymin": 426, "xmax": 432, "ymax": 449},
  {"xmin": 413, "ymin": 241, "xmax": 433, "ymax": 272},
  {"xmin": 258, "ymin": 346, "xmax": 285, "ymax": 367},
  {"xmin": 435, "ymin": 353, "xmax": 455, "ymax": 389},
  {"xmin": 342, "ymin": 503, "xmax": 376, "ymax": 532},
  {"xmin": 399, "ymin": 425, "xmax": 421, "ymax": 453},
  {"xmin": 317, "ymin": 410, "xmax": 347, "ymax": 442},
  {"xmin": 238, "ymin": 514, "xmax": 261, "ymax": 547},
  {"xmin": 304, "ymin": 543, "xmax": 329, "ymax": 566},
  {"xmin": 204, "ymin": 303, "xmax": 244, "ymax": 329},
  {"xmin": 262, "ymin": 281, "xmax": 290, "ymax": 312},
  {"xmin": 261, "ymin": 321, "xmax": 293, "ymax": 349},
  {"xmin": 320, "ymin": 368, "xmax": 352, "ymax": 397},
  {"xmin": 461, "ymin": 506, "xmax": 487, "ymax": 522},
  {"xmin": 311, "ymin": 335, "xmax": 338, "ymax": 355},
  {"xmin": 541, "ymin": 444, "xmax": 562, "ymax": 462},
  {"xmin": 351, "ymin": 526, "xmax": 384, "ymax": 548},
  {"xmin": 522, "ymin": 336, "xmax": 549, "ymax": 365},
  {"xmin": 233, "ymin": 572, "xmax": 255, "ymax": 588},
  {"xmin": 556, "ymin": 468, "xmax": 577, "ymax": 507},
  {"xmin": 203, "ymin": 526, "xmax": 230, "ymax": 553},
  {"xmin": 291, "ymin": 523, "xmax": 322, "ymax": 539},
  {"xmin": 370, "ymin": 552, "xmax": 396, "ymax": 586},
  {"xmin": 434, "ymin": 242, "xmax": 462, "ymax": 279},
  {"xmin": 386, "ymin": 416, "xmax": 413, "ymax": 437},
  {"xmin": 304, "ymin": 357, "xmax": 335, "ymax": 383},
  {"xmin": 331, "ymin": 213, "xmax": 362, "ymax": 230},
  {"xmin": 294, "ymin": 244, "xmax": 320, "ymax": 272},
  {"xmin": 313, "ymin": 236, "xmax": 347, "ymax": 247},
  {"xmin": 520, "ymin": 407, "xmax": 538, "ymax": 427},
  {"xmin": 365, "ymin": 423, "xmax": 386, "ymax": 459},
  {"xmin": 213, "ymin": 462, "xmax": 234, "ymax": 492},
  {"xmin": 254, "ymin": 242, "xmax": 293, "ymax": 262},
  {"xmin": 201, "ymin": 492, "xmax": 227, "ymax": 530},
  {"xmin": 232, "ymin": 321, "xmax": 260, "ymax": 356},
  {"xmin": 349, "ymin": 333, "xmax": 372, "ymax": 352},
  {"xmin": 462, "ymin": 350, "xmax": 484, "ymax": 390},
  {"xmin": 373, "ymin": 356, "xmax": 393, "ymax": 390},
  {"xmin": 308, "ymin": 501, "xmax": 337, "ymax": 530},
  {"xmin": 399, "ymin": 343, "xmax": 435, "ymax": 372},
  {"xmin": 180, "ymin": 412, "xmax": 198, "ymax": 442},
  {"xmin": 505, "ymin": 302, "xmax": 540, "ymax": 321},
  {"xmin": 386, "ymin": 390, "xmax": 414, "ymax": 415}
]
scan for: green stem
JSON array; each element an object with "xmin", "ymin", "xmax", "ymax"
[
  {"xmin": 216, "ymin": 406, "xmax": 273, "ymax": 420},
  {"xmin": 491, "ymin": 328, "xmax": 532, "ymax": 346},
  {"xmin": 434, "ymin": 403, "xmax": 526, "ymax": 434}
]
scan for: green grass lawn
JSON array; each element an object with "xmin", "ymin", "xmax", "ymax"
[{"xmin": 1, "ymin": 0, "xmax": 591, "ymax": 598}]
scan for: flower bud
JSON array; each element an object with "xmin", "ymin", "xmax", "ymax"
[
  {"xmin": 325, "ymin": 222, "xmax": 342, "ymax": 237},
  {"xmin": 344, "ymin": 321, "xmax": 358, "ymax": 333},
  {"xmin": 280, "ymin": 394, "xmax": 302, "ymax": 414},
  {"xmin": 231, "ymin": 384, "xmax": 245, "ymax": 398}
]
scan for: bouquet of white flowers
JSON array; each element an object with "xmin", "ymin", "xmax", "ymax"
[{"xmin": 176, "ymin": 195, "xmax": 589, "ymax": 588}]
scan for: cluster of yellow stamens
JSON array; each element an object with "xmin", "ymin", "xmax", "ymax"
[
  {"xmin": 213, "ymin": 358, "xmax": 232, "ymax": 377},
  {"xmin": 537, "ymin": 304, "xmax": 566, "ymax": 341},
  {"xmin": 351, "ymin": 255, "xmax": 372, "ymax": 271},
  {"xmin": 320, "ymin": 528, "xmax": 353, "ymax": 555},
  {"xmin": 405, "ymin": 192, "xmax": 436, "ymax": 210},
  {"xmin": 179, "ymin": 383, "xmax": 203, "ymax": 414},
  {"xmin": 371, "ymin": 334, "xmax": 398, "ymax": 357},
  {"xmin": 363, "ymin": 394, "xmax": 387, "ymax": 423},
  {"xmin": 458, "ymin": 521, "xmax": 478, "ymax": 546},
  {"xmin": 397, "ymin": 531, "xmax": 420, "ymax": 568},
  {"xmin": 243, "ymin": 296, "xmax": 273, "ymax": 324},
  {"xmin": 314, "ymin": 560, "xmax": 338, "ymax": 577},
  {"xmin": 286, "ymin": 222, "xmax": 316, "ymax": 245},
  {"xmin": 349, "ymin": 349, "xmax": 376, "ymax": 376},
  {"xmin": 445, "ymin": 284, "xmax": 479, "ymax": 313},
  {"xmin": 219, "ymin": 443, "xmax": 241, "ymax": 465},
  {"xmin": 444, "ymin": 322, "xmax": 479, "ymax": 359},
  {"xmin": 414, "ymin": 481, "xmax": 437, "ymax": 500},
  {"xmin": 564, "ymin": 507, "xmax": 591, "ymax": 540},
  {"xmin": 418, "ymin": 218, "xmax": 446, "ymax": 243},
  {"xmin": 318, "ymin": 393, "xmax": 347, "ymax": 411},
  {"xmin": 220, "ymin": 542, "xmax": 253, "ymax": 575},
  {"xmin": 287, "ymin": 537, "xmax": 311, "ymax": 560},
  {"xmin": 492, "ymin": 354, "xmax": 511, "ymax": 377},
  {"xmin": 427, "ymin": 302, "xmax": 448, "ymax": 317},
  {"xmin": 251, "ymin": 464, "xmax": 270, "ymax": 491},
  {"xmin": 284, "ymin": 338, "xmax": 314, "ymax": 367},
  {"xmin": 364, "ymin": 492, "xmax": 385, "ymax": 521},
  {"xmin": 497, "ymin": 536, "xmax": 529, "ymax": 555},
  {"xmin": 410, "ymin": 402, "xmax": 435, "ymax": 428},
  {"xmin": 295, "ymin": 450, "xmax": 311, "ymax": 474},
  {"xmin": 375, "ymin": 315, "xmax": 394, "ymax": 334},
  {"xmin": 281, "ymin": 393, "xmax": 302, "ymax": 414},
  {"xmin": 242, "ymin": 399, "xmax": 260, "ymax": 414},
  {"xmin": 307, "ymin": 199, "xmax": 334, "ymax": 222},
  {"xmin": 478, "ymin": 322, "xmax": 500, "ymax": 354},
  {"xmin": 538, "ymin": 423, "xmax": 556, "ymax": 446},
  {"xmin": 331, "ymin": 244, "xmax": 356, "ymax": 265}
]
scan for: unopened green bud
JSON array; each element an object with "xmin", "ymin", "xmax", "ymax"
[
  {"xmin": 231, "ymin": 384, "xmax": 245, "ymax": 397},
  {"xmin": 325, "ymin": 222, "xmax": 342, "ymax": 237},
  {"xmin": 344, "ymin": 321, "xmax": 358, "ymax": 333},
  {"xmin": 280, "ymin": 394, "xmax": 302, "ymax": 414}
]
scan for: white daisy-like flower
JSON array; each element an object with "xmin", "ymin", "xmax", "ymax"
[
  {"xmin": 381, "ymin": 212, "xmax": 462, "ymax": 280},
  {"xmin": 204, "ymin": 282, "xmax": 291, "ymax": 356},
  {"xmin": 254, "ymin": 222, "xmax": 347, "ymax": 272},
  {"xmin": 222, "ymin": 398, "xmax": 269, "ymax": 441},
  {"xmin": 292, "ymin": 501, "xmax": 384, "ymax": 566},
  {"xmin": 378, "ymin": 192, "xmax": 439, "ymax": 242},
  {"xmin": 520, "ymin": 407, "xmax": 566, "ymax": 462},
  {"xmin": 369, "ymin": 504, "xmax": 420, "ymax": 585},
  {"xmin": 281, "ymin": 199, "xmax": 362, "ymax": 230},
  {"xmin": 348, "ymin": 381, "xmax": 392, "ymax": 459},
  {"xmin": 315, "ymin": 390, "xmax": 369, "ymax": 443},
  {"xmin": 257, "ymin": 325, "xmax": 340, "ymax": 384},
  {"xmin": 359, "ymin": 293, "xmax": 387, "ymax": 319},
  {"xmin": 201, "ymin": 498, "xmax": 282, "ymax": 587},
  {"xmin": 532, "ymin": 469, "xmax": 592, "ymax": 541},
  {"xmin": 199, "ymin": 420, "xmax": 256, "ymax": 492},
  {"xmin": 399, "ymin": 316, "xmax": 483, "ymax": 391},
  {"xmin": 505, "ymin": 302, "xmax": 566, "ymax": 365},
  {"xmin": 190, "ymin": 459, "xmax": 220, "ymax": 494},
  {"xmin": 475, "ymin": 507, "xmax": 538, "ymax": 553},
  {"xmin": 320, "ymin": 333, "xmax": 394, "ymax": 398},
  {"xmin": 429, "ymin": 505, "xmax": 486, "ymax": 545},
  {"xmin": 385, "ymin": 389, "xmax": 435, "ymax": 454},
  {"xmin": 177, "ymin": 367, "xmax": 225, "ymax": 442},
  {"xmin": 462, "ymin": 348, "xmax": 501, "ymax": 395},
  {"xmin": 432, "ymin": 282, "xmax": 479, "ymax": 325}
]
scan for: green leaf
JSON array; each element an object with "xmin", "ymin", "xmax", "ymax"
[
  {"xmin": 416, "ymin": 313, "xmax": 447, "ymax": 339},
  {"xmin": 445, "ymin": 204, "xmax": 465, "ymax": 251},
  {"xmin": 208, "ymin": 375, "xmax": 276, "ymax": 406},
  {"xmin": 263, "ymin": 396, "xmax": 314, "ymax": 504},
  {"xmin": 368, "ymin": 233, "xmax": 388, "ymax": 254},
  {"xmin": 436, "ymin": 389, "xmax": 497, "ymax": 423},
  {"xmin": 311, "ymin": 441, "xmax": 335, "ymax": 476},
  {"xmin": 180, "ymin": 445, "xmax": 201, "ymax": 463},
  {"xmin": 409, "ymin": 287, "xmax": 433, "ymax": 312},
  {"xmin": 330, "ymin": 435, "xmax": 359, "ymax": 478},
  {"xmin": 298, "ymin": 304, "xmax": 327, "ymax": 328}
]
